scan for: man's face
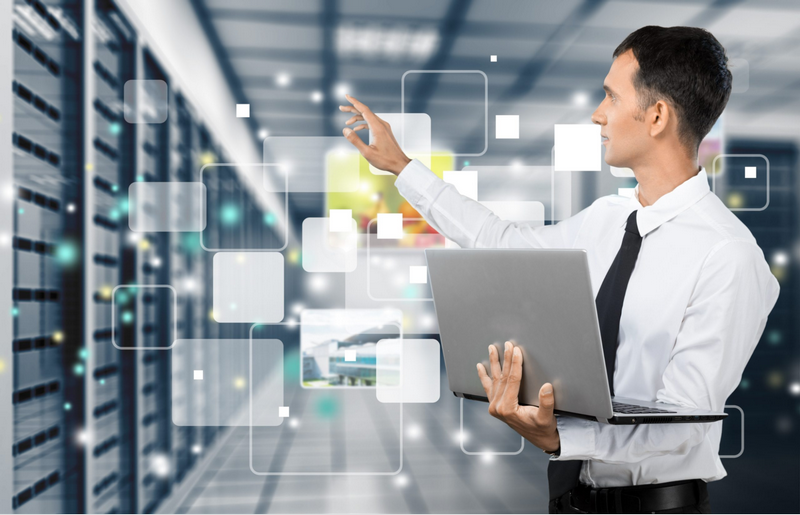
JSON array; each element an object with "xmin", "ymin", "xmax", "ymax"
[{"xmin": 591, "ymin": 50, "xmax": 651, "ymax": 169}]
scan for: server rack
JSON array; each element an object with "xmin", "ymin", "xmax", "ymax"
[
  {"xmin": 10, "ymin": 0, "xmax": 82, "ymax": 512},
  {"xmin": 6, "ymin": 0, "xmax": 279, "ymax": 513}
]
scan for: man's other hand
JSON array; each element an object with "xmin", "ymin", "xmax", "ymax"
[
  {"xmin": 476, "ymin": 341, "xmax": 561, "ymax": 454},
  {"xmin": 339, "ymin": 95, "xmax": 411, "ymax": 176}
]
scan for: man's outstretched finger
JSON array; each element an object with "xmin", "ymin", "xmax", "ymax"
[
  {"xmin": 352, "ymin": 125, "xmax": 369, "ymax": 132},
  {"xmin": 339, "ymin": 105, "xmax": 361, "ymax": 115},
  {"xmin": 501, "ymin": 341, "xmax": 514, "ymax": 379},
  {"xmin": 501, "ymin": 346, "xmax": 524, "ymax": 405},
  {"xmin": 537, "ymin": 382, "xmax": 555, "ymax": 423},
  {"xmin": 345, "ymin": 95, "xmax": 379, "ymax": 124},
  {"xmin": 476, "ymin": 363, "xmax": 493, "ymax": 396},
  {"xmin": 489, "ymin": 345, "xmax": 502, "ymax": 380}
]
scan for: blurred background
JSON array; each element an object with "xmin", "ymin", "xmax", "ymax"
[{"xmin": 2, "ymin": 0, "xmax": 799, "ymax": 513}]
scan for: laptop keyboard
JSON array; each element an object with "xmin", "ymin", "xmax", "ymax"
[{"xmin": 612, "ymin": 402, "xmax": 677, "ymax": 414}]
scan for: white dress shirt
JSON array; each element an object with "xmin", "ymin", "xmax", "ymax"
[{"xmin": 395, "ymin": 159, "xmax": 779, "ymax": 487}]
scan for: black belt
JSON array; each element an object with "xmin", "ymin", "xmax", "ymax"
[{"xmin": 553, "ymin": 479, "xmax": 706, "ymax": 514}]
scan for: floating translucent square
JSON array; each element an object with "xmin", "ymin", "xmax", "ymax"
[
  {"xmin": 194, "ymin": 370, "xmax": 203, "ymax": 380},
  {"xmin": 329, "ymin": 209, "xmax": 353, "ymax": 232},
  {"xmin": 128, "ymin": 182, "xmax": 206, "ymax": 232},
  {"xmin": 409, "ymin": 265, "xmax": 428, "ymax": 284},
  {"xmin": 213, "ymin": 252, "xmax": 284, "ymax": 323},
  {"xmin": 171, "ymin": 338, "xmax": 283, "ymax": 427},
  {"xmin": 479, "ymin": 201, "xmax": 545, "ymax": 225},
  {"xmin": 711, "ymin": 154, "xmax": 770, "ymax": 212},
  {"xmin": 263, "ymin": 137, "xmax": 360, "ymax": 192},
  {"xmin": 443, "ymin": 171, "xmax": 478, "ymax": 200},
  {"xmin": 302, "ymin": 217, "xmax": 357, "ymax": 273},
  {"xmin": 370, "ymin": 113, "xmax": 431, "ymax": 176},
  {"xmin": 376, "ymin": 339, "xmax": 440, "ymax": 404},
  {"xmin": 236, "ymin": 103, "xmax": 250, "ymax": 118},
  {"xmin": 495, "ymin": 115, "xmax": 519, "ymax": 139},
  {"xmin": 377, "ymin": 213, "xmax": 403, "ymax": 239},
  {"xmin": 278, "ymin": 406, "xmax": 290, "ymax": 418},
  {"xmin": 112, "ymin": 285, "xmax": 177, "ymax": 350},
  {"xmin": 554, "ymin": 124, "xmax": 601, "ymax": 172},
  {"xmin": 201, "ymin": 163, "xmax": 289, "ymax": 251},
  {"xmin": 123, "ymin": 80, "xmax": 168, "ymax": 124},
  {"xmin": 460, "ymin": 398, "xmax": 524, "ymax": 455}
]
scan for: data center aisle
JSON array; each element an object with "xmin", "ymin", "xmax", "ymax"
[{"xmin": 172, "ymin": 373, "xmax": 551, "ymax": 514}]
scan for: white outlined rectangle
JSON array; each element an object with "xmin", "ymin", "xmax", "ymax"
[
  {"xmin": 402, "ymin": 70, "xmax": 488, "ymax": 157},
  {"xmin": 250, "ymin": 320, "xmax": 403, "ymax": 476},
  {"xmin": 213, "ymin": 253, "xmax": 284, "ymax": 323},
  {"xmin": 711, "ymin": 154, "xmax": 770, "ymax": 212},
  {"xmin": 128, "ymin": 182, "xmax": 206, "ymax": 232},
  {"xmin": 112, "ymin": 285, "xmax": 177, "ymax": 350}
]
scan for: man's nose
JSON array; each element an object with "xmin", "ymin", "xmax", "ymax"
[{"xmin": 591, "ymin": 106, "xmax": 605, "ymax": 126}]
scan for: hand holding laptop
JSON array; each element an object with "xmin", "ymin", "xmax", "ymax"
[{"xmin": 477, "ymin": 341, "xmax": 561, "ymax": 454}]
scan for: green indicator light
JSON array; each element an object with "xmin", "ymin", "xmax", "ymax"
[
  {"xmin": 264, "ymin": 212, "xmax": 276, "ymax": 226},
  {"xmin": 122, "ymin": 311, "xmax": 134, "ymax": 324},
  {"xmin": 73, "ymin": 363, "xmax": 85, "ymax": 375},
  {"xmin": 64, "ymin": 402, "xmax": 72, "ymax": 411},
  {"xmin": 221, "ymin": 204, "xmax": 239, "ymax": 225}
]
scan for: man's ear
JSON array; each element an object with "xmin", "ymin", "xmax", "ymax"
[{"xmin": 649, "ymin": 100, "xmax": 671, "ymax": 138}]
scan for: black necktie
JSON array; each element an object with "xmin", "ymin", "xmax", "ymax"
[{"xmin": 547, "ymin": 211, "xmax": 643, "ymax": 502}]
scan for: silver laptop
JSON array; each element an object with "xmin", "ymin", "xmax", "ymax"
[{"xmin": 425, "ymin": 248, "xmax": 727, "ymax": 425}]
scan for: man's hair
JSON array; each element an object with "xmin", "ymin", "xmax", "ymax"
[{"xmin": 613, "ymin": 26, "xmax": 732, "ymax": 153}]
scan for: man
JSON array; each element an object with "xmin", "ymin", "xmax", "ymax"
[{"xmin": 340, "ymin": 26, "xmax": 778, "ymax": 514}]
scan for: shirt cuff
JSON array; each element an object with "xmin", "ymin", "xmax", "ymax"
[
  {"xmin": 394, "ymin": 159, "xmax": 440, "ymax": 205},
  {"xmin": 551, "ymin": 416, "xmax": 597, "ymax": 461}
]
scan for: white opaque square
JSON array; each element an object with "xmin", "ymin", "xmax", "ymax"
[
  {"xmin": 443, "ymin": 171, "xmax": 478, "ymax": 200},
  {"xmin": 193, "ymin": 370, "xmax": 203, "ymax": 380},
  {"xmin": 377, "ymin": 213, "xmax": 403, "ymax": 239},
  {"xmin": 236, "ymin": 104, "xmax": 250, "ymax": 118},
  {"xmin": 495, "ymin": 115, "xmax": 519, "ymax": 139},
  {"xmin": 490, "ymin": 55, "xmax": 497, "ymax": 62},
  {"xmin": 409, "ymin": 266, "xmax": 428, "ymax": 284},
  {"xmin": 278, "ymin": 406, "xmax": 290, "ymax": 418},
  {"xmin": 554, "ymin": 124, "xmax": 601, "ymax": 171},
  {"xmin": 344, "ymin": 349, "xmax": 357, "ymax": 362},
  {"xmin": 329, "ymin": 209, "xmax": 353, "ymax": 232},
  {"xmin": 745, "ymin": 166, "xmax": 757, "ymax": 179}
]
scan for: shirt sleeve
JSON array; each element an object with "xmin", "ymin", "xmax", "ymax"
[
  {"xmin": 553, "ymin": 239, "xmax": 780, "ymax": 464},
  {"xmin": 394, "ymin": 159, "xmax": 591, "ymax": 249}
]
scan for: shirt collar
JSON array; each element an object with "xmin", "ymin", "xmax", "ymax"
[{"xmin": 622, "ymin": 167, "xmax": 710, "ymax": 237}]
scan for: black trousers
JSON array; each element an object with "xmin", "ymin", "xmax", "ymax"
[{"xmin": 549, "ymin": 483, "xmax": 711, "ymax": 514}]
